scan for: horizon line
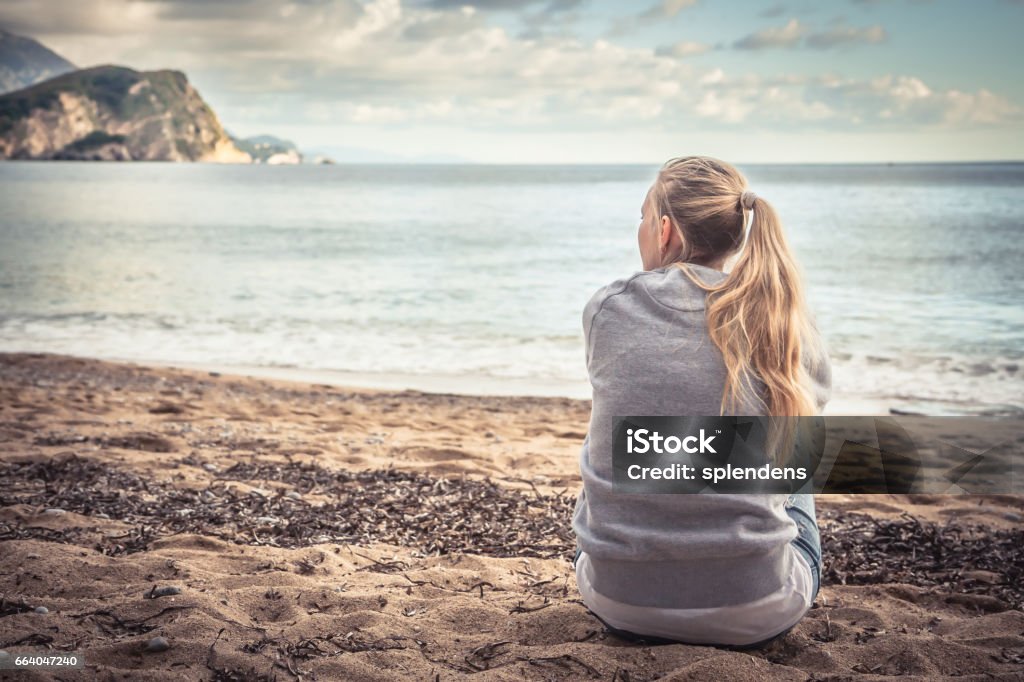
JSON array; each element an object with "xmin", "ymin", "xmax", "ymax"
[
  {"xmin": 279, "ymin": 159, "xmax": 1024, "ymax": 166},
  {"xmin": 5, "ymin": 159, "xmax": 1022, "ymax": 166}
]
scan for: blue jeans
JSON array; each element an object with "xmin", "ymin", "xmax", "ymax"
[
  {"xmin": 572, "ymin": 493, "xmax": 822, "ymax": 649},
  {"xmin": 783, "ymin": 492, "xmax": 822, "ymax": 604}
]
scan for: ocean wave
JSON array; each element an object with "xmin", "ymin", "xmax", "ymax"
[{"xmin": 1, "ymin": 314, "xmax": 1020, "ymax": 416}]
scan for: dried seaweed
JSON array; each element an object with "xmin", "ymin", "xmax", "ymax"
[
  {"xmin": 821, "ymin": 509, "xmax": 1024, "ymax": 609},
  {"xmin": 0, "ymin": 455, "xmax": 575, "ymax": 560},
  {"xmin": 1, "ymin": 455, "xmax": 1022, "ymax": 610}
]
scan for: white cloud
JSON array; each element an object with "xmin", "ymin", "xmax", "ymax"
[
  {"xmin": 699, "ymin": 68, "xmax": 724, "ymax": 85},
  {"xmin": 402, "ymin": 5, "xmax": 483, "ymax": 41},
  {"xmin": 655, "ymin": 41, "xmax": 712, "ymax": 58},
  {"xmin": 733, "ymin": 18, "xmax": 807, "ymax": 50},
  {"xmin": 734, "ymin": 18, "xmax": 888, "ymax": 51},
  {"xmin": 695, "ymin": 91, "xmax": 754, "ymax": 124},
  {"xmin": 639, "ymin": 0, "xmax": 699, "ymax": 20},
  {"xmin": 806, "ymin": 24, "xmax": 887, "ymax": 48},
  {"xmin": 807, "ymin": 73, "xmax": 1022, "ymax": 127},
  {"xmin": 0, "ymin": 0, "xmax": 1019, "ymax": 149},
  {"xmin": 606, "ymin": 0, "xmax": 698, "ymax": 36}
]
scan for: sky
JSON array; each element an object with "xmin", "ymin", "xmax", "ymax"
[{"xmin": 1, "ymin": 0, "xmax": 1022, "ymax": 163}]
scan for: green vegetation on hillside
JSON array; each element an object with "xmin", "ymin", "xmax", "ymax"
[
  {"xmin": 0, "ymin": 65, "xmax": 193, "ymax": 135},
  {"xmin": 0, "ymin": 59, "xmax": 251, "ymax": 161},
  {"xmin": 62, "ymin": 131, "xmax": 127, "ymax": 152}
]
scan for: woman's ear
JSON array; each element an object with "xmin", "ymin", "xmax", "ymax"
[{"xmin": 659, "ymin": 215, "xmax": 673, "ymax": 252}]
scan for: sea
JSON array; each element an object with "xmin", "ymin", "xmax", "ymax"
[{"xmin": 0, "ymin": 162, "xmax": 1021, "ymax": 416}]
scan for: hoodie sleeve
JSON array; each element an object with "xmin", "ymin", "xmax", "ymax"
[{"xmin": 582, "ymin": 276, "xmax": 636, "ymax": 372}]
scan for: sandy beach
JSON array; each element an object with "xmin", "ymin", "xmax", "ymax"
[{"xmin": 1, "ymin": 351, "xmax": 1022, "ymax": 680}]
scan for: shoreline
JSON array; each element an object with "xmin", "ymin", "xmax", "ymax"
[
  {"xmin": 11, "ymin": 348, "xmax": 1016, "ymax": 416},
  {"xmin": 102, "ymin": 352, "xmax": 892, "ymax": 416}
]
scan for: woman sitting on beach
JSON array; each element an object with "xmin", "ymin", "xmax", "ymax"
[{"xmin": 572, "ymin": 155, "xmax": 831, "ymax": 648}]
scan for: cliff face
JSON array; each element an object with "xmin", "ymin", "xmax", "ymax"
[
  {"xmin": 0, "ymin": 65, "xmax": 251, "ymax": 162},
  {"xmin": 0, "ymin": 29, "xmax": 76, "ymax": 95}
]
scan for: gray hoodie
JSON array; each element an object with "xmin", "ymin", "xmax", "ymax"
[{"xmin": 571, "ymin": 262, "xmax": 832, "ymax": 609}]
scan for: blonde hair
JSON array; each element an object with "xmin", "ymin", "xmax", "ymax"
[{"xmin": 647, "ymin": 155, "xmax": 819, "ymax": 463}]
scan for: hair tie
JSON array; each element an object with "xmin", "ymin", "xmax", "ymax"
[
  {"xmin": 738, "ymin": 189, "xmax": 757, "ymax": 249},
  {"xmin": 740, "ymin": 189, "xmax": 757, "ymax": 210}
]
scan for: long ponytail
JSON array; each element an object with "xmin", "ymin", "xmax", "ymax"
[{"xmin": 649, "ymin": 156, "xmax": 819, "ymax": 464}]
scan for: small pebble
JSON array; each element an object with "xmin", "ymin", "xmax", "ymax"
[
  {"xmin": 202, "ymin": 463, "xmax": 219, "ymax": 472},
  {"xmin": 42, "ymin": 508, "xmax": 67, "ymax": 516},
  {"xmin": 34, "ymin": 606, "xmax": 48, "ymax": 614},
  {"xmin": 286, "ymin": 491, "xmax": 302, "ymax": 500},
  {"xmin": 145, "ymin": 636, "xmax": 170, "ymax": 652},
  {"xmin": 25, "ymin": 553, "xmax": 40, "ymax": 560},
  {"xmin": 147, "ymin": 586, "xmax": 182, "ymax": 599}
]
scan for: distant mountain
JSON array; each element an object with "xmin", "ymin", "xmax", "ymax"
[
  {"xmin": 0, "ymin": 28, "xmax": 76, "ymax": 94},
  {"xmin": 0, "ymin": 65, "xmax": 250, "ymax": 161},
  {"xmin": 231, "ymin": 133, "xmax": 302, "ymax": 164}
]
